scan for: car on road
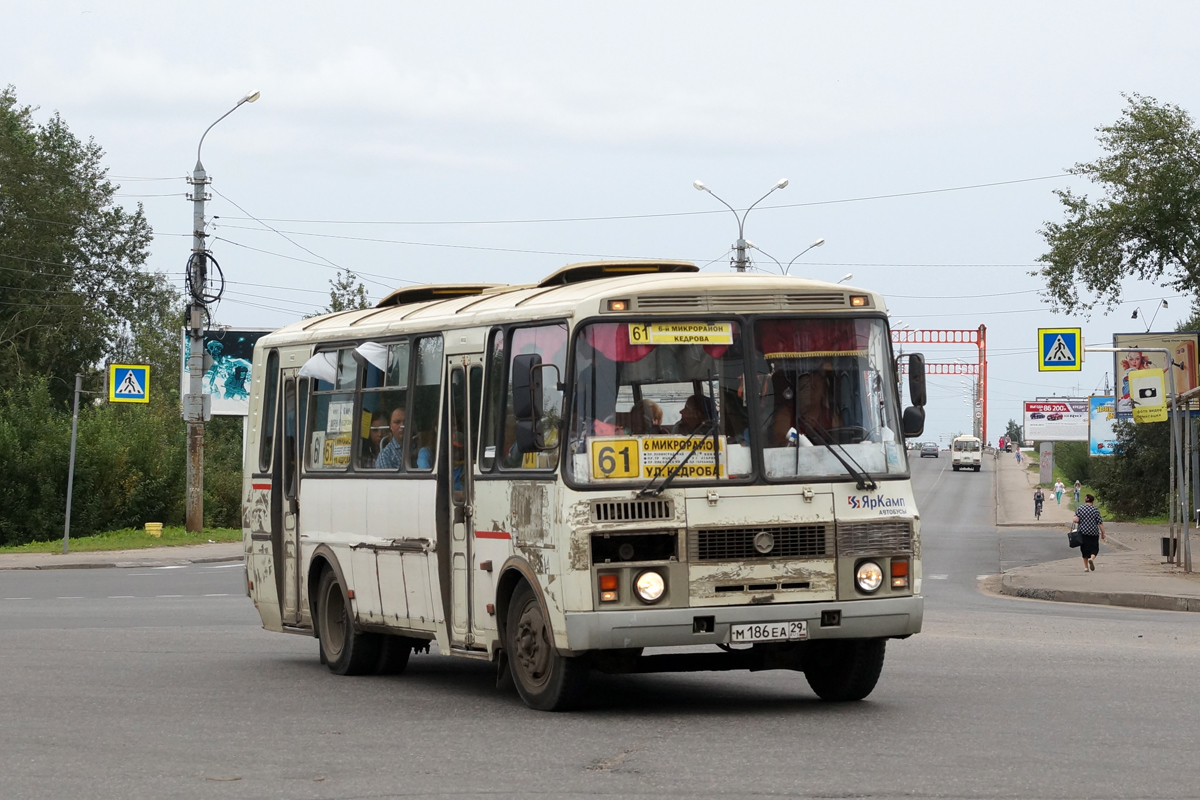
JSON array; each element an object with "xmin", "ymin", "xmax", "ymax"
[{"xmin": 920, "ymin": 442, "xmax": 939, "ymax": 458}]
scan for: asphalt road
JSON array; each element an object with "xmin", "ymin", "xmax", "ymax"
[{"xmin": 2, "ymin": 459, "xmax": 1198, "ymax": 799}]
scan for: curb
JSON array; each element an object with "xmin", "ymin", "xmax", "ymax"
[
  {"xmin": 999, "ymin": 574, "xmax": 1200, "ymax": 613},
  {"xmin": 0, "ymin": 554, "xmax": 243, "ymax": 572}
]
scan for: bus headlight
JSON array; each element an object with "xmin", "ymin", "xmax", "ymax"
[
  {"xmin": 855, "ymin": 561, "xmax": 883, "ymax": 594},
  {"xmin": 634, "ymin": 570, "xmax": 666, "ymax": 603}
]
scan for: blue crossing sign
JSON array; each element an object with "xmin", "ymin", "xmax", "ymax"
[
  {"xmin": 109, "ymin": 364, "xmax": 150, "ymax": 403},
  {"xmin": 1038, "ymin": 328, "xmax": 1082, "ymax": 372}
]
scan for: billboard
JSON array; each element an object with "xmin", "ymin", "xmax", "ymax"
[
  {"xmin": 1023, "ymin": 399, "xmax": 1089, "ymax": 442},
  {"xmin": 180, "ymin": 328, "xmax": 273, "ymax": 417},
  {"xmin": 1113, "ymin": 332, "xmax": 1199, "ymax": 418},
  {"xmin": 1088, "ymin": 395, "xmax": 1117, "ymax": 456}
]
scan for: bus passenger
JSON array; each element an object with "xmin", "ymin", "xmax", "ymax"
[
  {"xmin": 674, "ymin": 394, "xmax": 715, "ymax": 435},
  {"xmin": 376, "ymin": 407, "xmax": 406, "ymax": 469},
  {"xmin": 630, "ymin": 399, "xmax": 665, "ymax": 434},
  {"xmin": 359, "ymin": 410, "xmax": 388, "ymax": 468}
]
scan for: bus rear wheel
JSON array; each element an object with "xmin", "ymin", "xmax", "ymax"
[
  {"xmin": 505, "ymin": 582, "xmax": 587, "ymax": 711},
  {"xmin": 803, "ymin": 638, "xmax": 886, "ymax": 702},
  {"xmin": 316, "ymin": 568, "xmax": 380, "ymax": 676}
]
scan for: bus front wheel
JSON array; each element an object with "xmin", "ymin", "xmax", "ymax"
[
  {"xmin": 803, "ymin": 638, "xmax": 886, "ymax": 702},
  {"xmin": 504, "ymin": 582, "xmax": 588, "ymax": 711},
  {"xmin": 316, "ymin": 568, "xmax": 380, "ymax": 676}
]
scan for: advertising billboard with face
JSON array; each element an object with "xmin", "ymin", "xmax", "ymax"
[
  {"xmin": 1113, "ymin": 332, "xmax": 1200, "ymax": 418},
  {"xmin": 1023, "ymin": 399, "xmax": 1089, "ymax": 442},
  {"xmin": 1088, "ymin": 395, "xmax": 1117, "ymax": 456}
]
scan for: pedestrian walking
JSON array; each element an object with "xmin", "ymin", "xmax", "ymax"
[
  {"xmin": 1054, "ymin": 479, "xmax": 1065, "ymax": 505},
  {"xmin": 1073, "ymin": 479, "xmax": 1082, "ymax": 505},
  {"xmin": 1015, "ymin": 449, "xmax": 1022, "ymax": 464},
  {"xmin": 1072, "ymin": 494, "xmax": 1106, "ymax": 571}
]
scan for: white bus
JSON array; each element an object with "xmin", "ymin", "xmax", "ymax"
[
  {"xmin": 951, "ymin": 435, "xmax": 982, "ymax": 472},
  {"xmin": 242, "ymin": 260, "xmax": 928, "ymax": 710}
]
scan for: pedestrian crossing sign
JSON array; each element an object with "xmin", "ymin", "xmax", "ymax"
[
  {"xmin": 109, "ymin": 364, "xmax": 150, "ymax": 403},
  {"xmin": 1038, "ymin": 328, "xmax": 1082, "ymax": 372}
]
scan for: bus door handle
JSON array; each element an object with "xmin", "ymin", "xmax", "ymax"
[
  {"xmin": 288, "ymin": 498, "xmax": 299, "ymax": 516},
  {"xmin": 453, "ymin": 504, "xmax": 473, "ymax": 524}
]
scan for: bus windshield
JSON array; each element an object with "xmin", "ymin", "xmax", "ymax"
[
  {"xmin": 567, "ymin": 317, "xmax": 907, "ymax": 485},
  {"xmin": 953, "ymin": 439, "xmax": 980, "ymax": 451}
]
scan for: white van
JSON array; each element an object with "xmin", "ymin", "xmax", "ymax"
[{"xmin": 951, "ymin": 435, "xmax": 982, "ymax": 472}]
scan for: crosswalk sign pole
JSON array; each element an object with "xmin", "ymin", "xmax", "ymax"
[{"xmin": 62, "ymin": 374, "xmax": 81, "ymax": 554}]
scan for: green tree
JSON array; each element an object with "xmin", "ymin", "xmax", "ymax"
[
  {"xmin": 1090, "ymin": 420, "xmax": 1170, "ymax": 519},
  {"xmin": 1038, "ymin": 94, "xmax": 1200, "ymax": 313},
  {"xmin": 1004, "ymin": 418, "xmax": 1022, "ymax": 445},
  {"xmin": 0, "ymin": 86, "xmax": 178, "ymax": 405},
  {"xmin": 326, "ymin": 269, "xmax": 371, "ymax": 313}
]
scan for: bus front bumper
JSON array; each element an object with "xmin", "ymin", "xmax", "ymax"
[{"xmin": 563, "ymin": 595, "xmax": 922, "ymax": 651}]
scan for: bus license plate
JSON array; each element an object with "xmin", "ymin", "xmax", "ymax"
[{"xmin": 729, "ymin": 620, "xmax": 807, "ymax": 643}]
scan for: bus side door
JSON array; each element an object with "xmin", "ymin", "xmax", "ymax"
[
  {"xmin": 278, "ymin": 370, "xmax": 305, "ymax": 625},
  {"xmin": 445, "ymin": 354, "xmax": 484, "ymax": 648}
]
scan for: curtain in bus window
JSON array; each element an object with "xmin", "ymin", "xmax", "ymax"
[
  {"xmin": 299, "ymin": 351, "xmax": 337, "ymax": 387},
  {"xmin": 500, "ymin": 323, "xmax": 568, "ymax": 469},
  {"xmin": 756, "ymin": 319, "xmax": 867, "ymax": 359}
]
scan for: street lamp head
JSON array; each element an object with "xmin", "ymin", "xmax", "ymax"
[
  {"xmin": 693, "ymin": 180, "xmax": 710, "ymax": 193},
  {"xmin": 773, "ymin": 178, "xmax": 789, "ymax": 190},
  {"xmin": 837, "ymin": 273, "xmax": 853, "ymax": 284},
  {"xmin": 811, "ymin": 238, "xmax": 825, "ymax": 248},
  {"xmin": 240, "ymin": 90, "xmax": 261, "ymax": 105}
]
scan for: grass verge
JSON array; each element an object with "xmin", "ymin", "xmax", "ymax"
[{"xmin": 0, "ymin": 526, "xmax": 242, "ymax": 554}]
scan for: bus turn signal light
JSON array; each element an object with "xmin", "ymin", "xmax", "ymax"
[
  {"xmin": 606, "ymin": 299, "xmax": 630, "ymax": 312},
  {"xmin": 849, "ymin": 294, "xmax": 868, "ymax": 307},
  {"xmin": 599, "ymin": 573, "xmax": 618, "ymax": 602},
  {"xmin": 891, "ymin": 558, "xmax": 909, "ymax": 589}
]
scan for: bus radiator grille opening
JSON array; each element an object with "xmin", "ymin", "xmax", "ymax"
[
  {"xmin": 590, "ymin": 498, "xmax": 674, "ymax": 524},
  {"xmin": 835, "ymin": 521, "xmax": 913, "ymax": 557},
  {"xmin": 688, "ymin": 525, "xmax": 830, "ymax": 561}
]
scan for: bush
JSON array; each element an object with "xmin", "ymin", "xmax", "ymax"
[
  {"xmin": 1053, "ymin": 441, "xmax": 1091, "ymax": 484},
  {"xmin": 1090, "ymin": 420, "xmax": 1171, "ymax": 519}
]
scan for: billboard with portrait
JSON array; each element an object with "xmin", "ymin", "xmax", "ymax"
[
  {"xmin": 1113, "ymin": 332, "xmax": 1200, "ymax": 418},
  {"xmin": 1023, "ymin": 399, "xmax": 1089, "ymax": 442},
  {"xmin": 1088, "ymin": 395, "xmax": 1117, "ymax": 456},
  {"xmin": 180, "ymin": 328, "xmax": 273, "ymax": 417}
]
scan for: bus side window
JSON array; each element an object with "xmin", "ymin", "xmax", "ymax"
[
  {"xmin": 258, "ymin": 350, "xmax": 279, "ymax": 473},
  {"xmin": 500, "ymin": 323, "xmax": 568, "ymax": 470},
  {"xmin": 305, "ymin": 348, "xmax": 355, "ymax": 472},
  {"xmin": 478, "ymin": 329, "xmax": 505, "ymax": 472},
  {"xmin": 360, "ymin": 341, "xmax": 409, "ymax": 470},
  {"xmin": 408, "ymin": 335, "xmax": 443, "ymax": 471}
]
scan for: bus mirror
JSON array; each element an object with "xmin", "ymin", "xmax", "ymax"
[
  {"xmin": 515, "ymin": 419, "xmax": 538, "ymax": 453},
  {"xmin": 908, "ymin": 354, "xmax": 927, "ymax": 407},
  {"xmin": 512, "ymin": 353, "xmax": 542, "ymax": 420},
  {"xmin": 902, "ymin": 406, "xmax": 925, "ymax": 438}
]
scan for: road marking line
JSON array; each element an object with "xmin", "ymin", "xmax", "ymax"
[
  {"xmin": 57, "ymin": 596, "xmax": 84, "ymax": 599},
  {"xmin": 206, "ymin": 563, "xmax": 243, "ymax": 569},
  {"xmin": 108, "ymin": 595, "xmax": 135, "ymax": 599},
  {"xmin": 203, "ymin": 593, "xmax": 231, "ymax": 597},
  {"xmin": 152, "ymin": 565, "xmax": 188, "ymax": 570},
  {"xmin": 976, "ymin": 574, "xmax": 992, "ymax": 580},
  {"xmin": 156, "ymin": 594, "xmax": 183, "ymax": 598},
  {"xmin": 4, "ymin": 597, "xmax": 32, "ymax": 600},
  {"xmin": 927, "ymin": 574, "xmax": 949, "ymax": 580}
]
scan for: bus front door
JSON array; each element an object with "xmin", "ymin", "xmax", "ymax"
[
  {"xmin": 445, "ymin": 355, "xmax": 483, "ymax": 648},
  {"xmin": 278, "ymin": 370, "xmax": 305, "ymax": 626}
]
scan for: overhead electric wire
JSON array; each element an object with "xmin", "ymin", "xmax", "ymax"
[
  {"xmin": 212, "ymin": 236, "xmax": 407, "ymax": 289},
  {"xmin": 214, "ymin": 173, "xmax": 1068, "ymax": 227}
]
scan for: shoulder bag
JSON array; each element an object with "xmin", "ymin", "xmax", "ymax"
[{"xmin": 1067, "ymin": 524, "xmax": 1082, "ymax": 548}]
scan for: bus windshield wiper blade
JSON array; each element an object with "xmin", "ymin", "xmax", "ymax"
[
  {"xmin": 636, "ymin": 426, "xmax": 708, "ymax": 498},
  {"xmin": 797, "ymin": 415, "xmax": 877, "ymax": 490}
]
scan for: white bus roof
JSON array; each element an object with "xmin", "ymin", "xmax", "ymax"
[{"xmin": 259, "ymin": 260, "xmax": 889, "ymax": 348}]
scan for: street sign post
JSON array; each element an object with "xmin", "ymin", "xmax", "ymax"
[{"xmin": 1038, "ymin": 328, "xmax": 1082, "ymax": 371}]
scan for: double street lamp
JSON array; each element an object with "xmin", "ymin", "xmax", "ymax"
[{"xmin": 694, "ymin": 178, "xmax": 788, "ymax": 272}]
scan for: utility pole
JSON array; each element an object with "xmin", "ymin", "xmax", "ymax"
[
  {"xmin": 183, "ymin": 91, "xmax": 260, "ymax": 533},
  {"xmin": 693, "ymin": 179, "xmax": 789, "ymax": 272}
]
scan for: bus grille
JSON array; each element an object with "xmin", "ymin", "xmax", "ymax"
[
  {"xmin": 636, "ymin": 295, "xmax": 704, "ymax": 310},
  {"xmin": 782, "ymin": 292, "xmax": 848, "ymax": 308},
  {"xmin": 688, "ymin": 524, "xmax": 830, "ymax": 561},
  {"xmin": 590, "ymin": 498, "xmax": 674, "ymax": 523},
  {"xmin": 836, "ymin": 521, "xmax": 913, "ymax": 556}
]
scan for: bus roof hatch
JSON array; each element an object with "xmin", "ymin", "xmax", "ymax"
[
  {"xmin": 537, "ymin": 260, "xmax": 698, "ymax": 287},
  {"xmin": 375, "ymin": 284, "xmax": 506, "ymax": 309}
]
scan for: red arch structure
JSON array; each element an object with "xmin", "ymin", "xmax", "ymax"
[{"xmin": 892, "ymin": 326, "xmax": 988, "ymax": 443}]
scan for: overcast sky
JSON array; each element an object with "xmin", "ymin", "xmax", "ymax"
[{"xmin": 7, "ymin": 1, "xmax": 1200, "ymax": 442}]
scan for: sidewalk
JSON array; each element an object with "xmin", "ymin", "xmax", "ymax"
[
  {"xmin": 992, "ymin": 453, "xmax": 1200, "ymax": 612},
  {"xmin": 0, "ymin": 541, "xmax": 243, "ymax": 571},
  {"xmin": 994, "ymin": 449, "xmax": 1076, "ymax": 527}
]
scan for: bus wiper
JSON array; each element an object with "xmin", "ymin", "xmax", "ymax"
[
  {"xmin": 636, "ymin": 426, "xmax": 709, "ymax": 498},
  {"xmin": 796, "ymin": 415, "xmax": 878, "ymax": 491}
]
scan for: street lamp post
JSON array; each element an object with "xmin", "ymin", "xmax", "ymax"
[
  {"xmin": 184, "ymin": 90, "xmax": 260, "ymax": 533},
  {"xmin": 694, "ymin": 179, "xmax": 788, "ymax": 272},
  {"xmin": 782, "ymin": 238, "xmax": 826, "ymax": 275}
]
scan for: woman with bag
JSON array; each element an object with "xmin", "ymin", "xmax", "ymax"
[{"xmin": 1072, "ymin": 494, "xmax": 1106, "ymax": 571}]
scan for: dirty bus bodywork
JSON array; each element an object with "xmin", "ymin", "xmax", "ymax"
[{"xmin": 243, "ymin": 261, "xmax": 928, "ymax": 710}]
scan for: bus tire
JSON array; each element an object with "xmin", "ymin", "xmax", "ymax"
[
  {"xmin": 316, "ymin": 568, "xmax": 380, "ymax": 676},
  {"xmin": 505, "ymin": 582, "xmax": 587, "ymax": 711},
  {"xmin": 374, "ymin": 635, "xmax": 413, "ymax": 675},
  {"xmin": 803, "ymin": 638, "xmax": 886, "ymax": 702}
]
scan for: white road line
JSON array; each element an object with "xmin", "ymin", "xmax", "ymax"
[
  {"xmin": 4, "ymin": 597, "xmax": 32, "ymax": 601},
  {"xmin": 57, "ymin": 596, "xmax": 84, "ymax": 599},
  {"xmin": 203, "ymin": 593, "xmax": 231, "ymax": 597},
  {"xmin": 152, "ymin": 565, "xmax": 188, "ymax": 570},
  {"xmin": 206, "ymin": 563, "xmax": 243, "ymax": 569},
  {"xmin": 927, "ymin": 574, "xmax": 949, "ymax": 580},
  {"xmin": 156, "ymin": 594, "xmax": 183, "ymax": 598},
  {"xmin": 108, "ymin": 595, "xmax": 135, "ymax": 599},
  {"xmin": 976, "ymin": 574, "xmax": 992, "ymax": 580}
]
